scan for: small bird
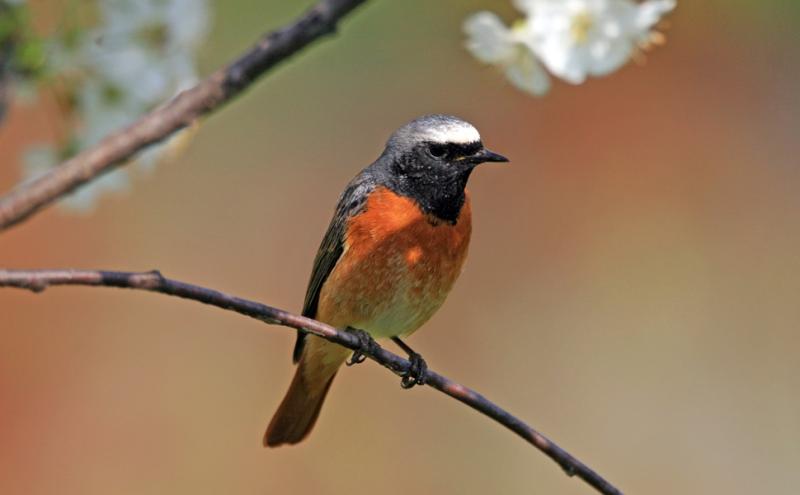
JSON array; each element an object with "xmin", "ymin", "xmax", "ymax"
[{"xmin": 264, "ymin": 115, "xmax": 508, "ymax": 447}]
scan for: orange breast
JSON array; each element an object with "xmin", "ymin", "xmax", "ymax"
[{"xmin": 316, "ymin": 186, "xmax": 472, "ymax": 338}]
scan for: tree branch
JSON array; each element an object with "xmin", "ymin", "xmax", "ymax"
[
  {"xmin": 0, "ymin": 0, "xmax": 370, "ymax": 232},
  {"xmin": 0, "ymin": 268, "xmax": 623, "ymax": 495}
]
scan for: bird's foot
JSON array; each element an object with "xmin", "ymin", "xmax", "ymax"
[
  {"xmin": 401, "ymin": 352, "xmax": 428, "ymax": 389},
  {"xmin": 345, "ymin": 327, "xmax": 379, "ymax": 366}
]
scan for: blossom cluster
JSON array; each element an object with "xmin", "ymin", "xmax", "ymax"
[
  {"xmin": 22, "ymin": 0, "xmax": 211, "ymax": 212},
  {"xmin": 464, "ymin": 0, "xmax": 676, "ymax": 95}
]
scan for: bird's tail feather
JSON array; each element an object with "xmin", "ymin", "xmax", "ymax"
[{"xmin": 264, "ymin": 337, "xmax": 349, "ymax": 447}]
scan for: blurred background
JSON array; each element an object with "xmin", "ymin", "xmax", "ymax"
[{"xmin": 1, "ymin": 0, "xmax": 799, "ymax": 494}]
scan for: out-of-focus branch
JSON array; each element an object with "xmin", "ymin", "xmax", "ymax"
[
  {"xmin": 0, "ymin": 0, "xmax": 370, "ymax": 232},
  {"xmin": 0, "ymin": 268, "xmax": 623, "ymax": 495}
]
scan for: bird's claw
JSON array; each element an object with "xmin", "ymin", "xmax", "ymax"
[
  {"xmin": 346, "ymin": 327, "xmax": 379, "ymax": 366},
  {"xmin": 400, "ymin": 352, "xmax": 427, "ymax": 389}
]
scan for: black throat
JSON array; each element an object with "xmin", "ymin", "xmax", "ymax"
[{"xmin": 386, "ymin": 169, "xmax": 472, "ymax": 224}]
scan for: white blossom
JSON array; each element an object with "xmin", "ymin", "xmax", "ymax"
[
  {"xmin": 77, "ymin": 79, "xmax": 143, "ymax": 148},
  {"xmin": 465, "ymin": 0, "xmax": 675, "ymax": 94},
  {"xmin": 524, "ymin": 0, "xmax": 675, "ymax": 84},
  {"xmin": 84, "ymin": 0, "xmax": 209, "ymax": 106},
  {"xmin": 23, "ymin": 0, "xmax": 212, "ymax": 212},
  {"xmin": 464, "ymin": 12, "xmax": 550, "ymax": 96}
]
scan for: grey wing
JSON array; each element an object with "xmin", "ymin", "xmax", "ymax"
[{"xmin": 292, "ymin": 174, "xmax": 375, "ymax": 363}]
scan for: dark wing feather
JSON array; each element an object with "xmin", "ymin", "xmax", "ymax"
[{"xmin": 292, "ymin": 173, "xmax": 376, "ymax": 363}]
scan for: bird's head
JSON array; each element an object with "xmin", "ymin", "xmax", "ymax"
[
  {"xmin": 377, "ymin": 115, "xmax": 508, "ymax": 222},
  {"xmin": 385, "ymin": 114, "xmax": 508, "ymax": 181}
]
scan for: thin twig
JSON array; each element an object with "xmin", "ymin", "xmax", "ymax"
[
  {"xmin": 0, "ymin": 268, "xmax": 623, "ymax": 495},
  {"xmin": 0, "ymin": 0, "xmax": 370, "ymax": 232}
]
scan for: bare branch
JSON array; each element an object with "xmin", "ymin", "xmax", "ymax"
[
  {"xmin": 0, "ymin": 268, "xmax": 623, "ymax": 495},
  {"xmin": 0, "ymin": 0, "xmax": 370, "ymax": 232}
]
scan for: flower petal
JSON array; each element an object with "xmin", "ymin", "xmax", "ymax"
[
  {"xmin": 505, "ymin": 46, "xmax": 551, "ymax": 95},
  {"xmin": 636, "ymin": 0, "xmax": 676, "ymax": 30},
  {"xmin": 464, "ymin": 12, "xmax": 515, "ymax": 64}
]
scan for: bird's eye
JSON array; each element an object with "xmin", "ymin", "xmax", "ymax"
[{"xmin": 427, "ymin": 144, "xmax": 447, "ymax": 159}]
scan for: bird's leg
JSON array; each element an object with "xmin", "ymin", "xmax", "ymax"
[
  {"xmin": 392, "ymin": 337, "xmax": 428, "ymax": 389},
  {"xmin": 345, "ymin": 327, "xmax": 380, "ymax": 366}
]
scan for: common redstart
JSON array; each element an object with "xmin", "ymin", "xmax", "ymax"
[{"xmin": 265, "ymin": 115, "xmax": 508, "ymax": 447}]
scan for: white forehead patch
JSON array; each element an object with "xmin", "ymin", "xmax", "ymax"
[
  {"xmin": 387, "ymin": 115, "xmax": 484, "ymax": 150},
  {"xmin": 424, "ymin": 122, "xmax": 481, "ymax": 145}
]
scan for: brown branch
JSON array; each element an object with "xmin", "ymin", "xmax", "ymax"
[
  {"xmin": 0, "ymin": 0, "xmax": 370, "ymax": 232},
  {"xmin": 0, "ymin": 268, "xmax": 623, "ymax": 495}
]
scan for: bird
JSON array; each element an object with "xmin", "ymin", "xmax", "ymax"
[{"xmin": 264, "ymin": 114, "xmax": 508, "ymax": 447}]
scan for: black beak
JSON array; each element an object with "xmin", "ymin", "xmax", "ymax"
[{"xmin": 473, "ymin": 148, "xmax": 509, "ymax": 164}]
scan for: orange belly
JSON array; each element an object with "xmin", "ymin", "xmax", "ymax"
[{"xmin": 316, "ymin": 186, "xmax": 472, "ymax": 338}]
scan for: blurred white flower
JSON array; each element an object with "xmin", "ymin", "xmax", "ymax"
[
  {"xmin": 523, "ymin": 0, "xmax": 675, "ymax": 84},
  {"xmin": 82, "ymin": 0, "xmax": 210, "ymax": 175},
  {"xmin": 21, "ymin": 145, "xmax": 59, "ymax": 180},
  {"xmin": 464, "ymin": 12, "xmax": 550, "ymax": 95},
  {"xmin": 22, "ymin": 0, "xmax": 212, "ymax": 213},
  {"xmin": 465, "ymin": 0, "xmax": 675, "ymax": 94},
  {"xmin": 85, "ymin": 0, "xmax": 209, "ymax": 106},
  {"xmin": 77, "ymin": 78, "xmax": 143, "ymax": 148}
]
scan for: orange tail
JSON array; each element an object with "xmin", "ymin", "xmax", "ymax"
[{"xmin": 264, "ymin": 337, "xmax": 349, "ymax": 447}]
